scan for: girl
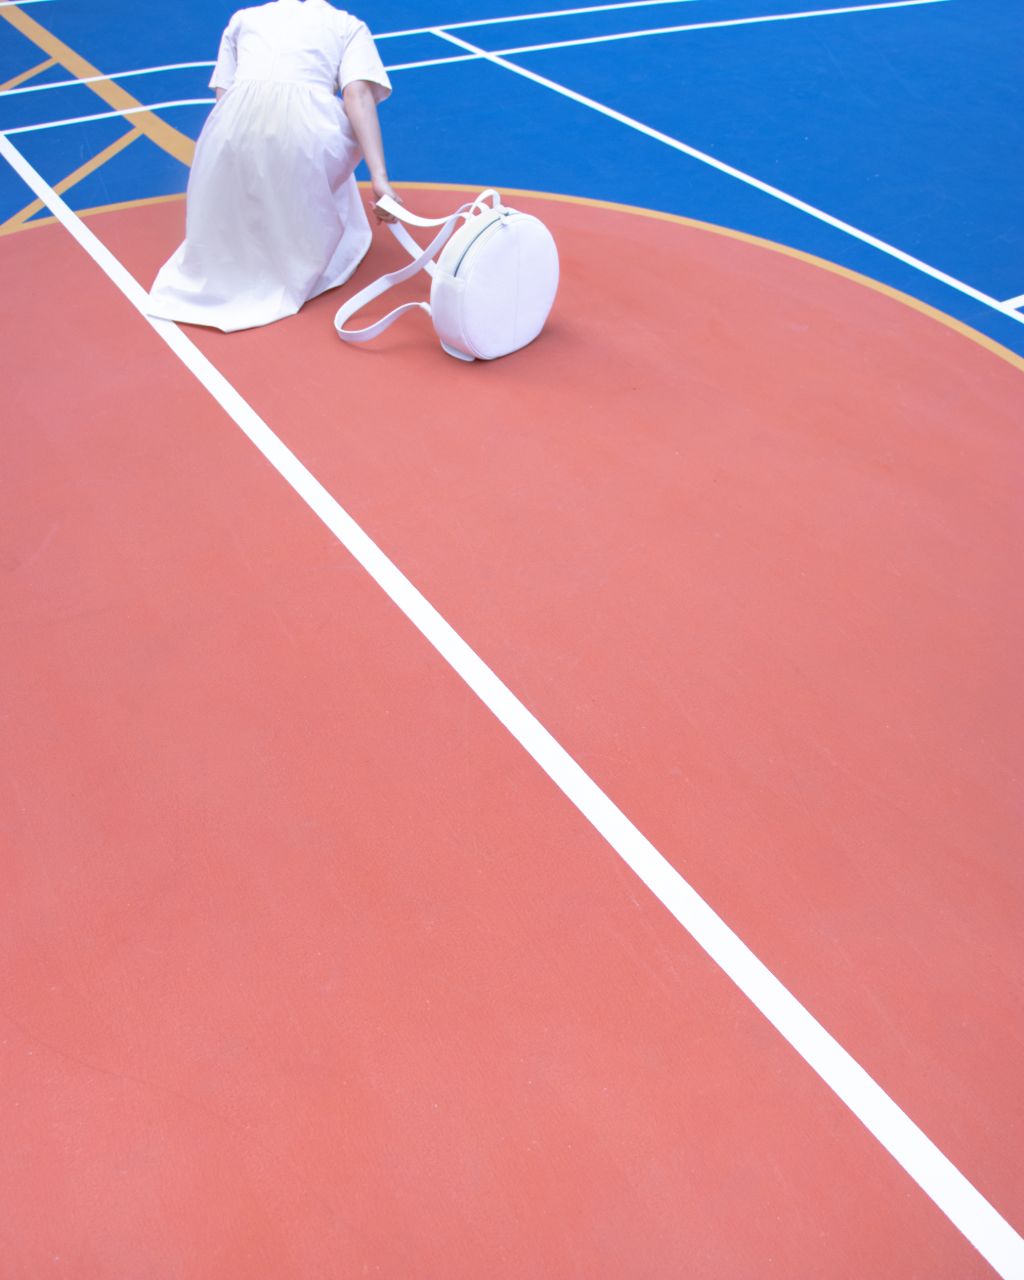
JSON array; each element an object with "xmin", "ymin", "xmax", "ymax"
[{"xmin": 148, "ymin": 0, "xmax": 397, "ymax": 332}]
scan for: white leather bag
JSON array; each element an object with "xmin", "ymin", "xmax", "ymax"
[{"xmin": 334, "ymin": 190, "xmax": 559, "ymax": 362}]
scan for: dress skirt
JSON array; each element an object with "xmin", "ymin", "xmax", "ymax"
[{"xmin": 148, "ymin": 79, "xmax": 371, "ymax": 332}]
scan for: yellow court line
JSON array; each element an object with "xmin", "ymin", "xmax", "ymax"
[
  {"xmin": 0, "ymin": 12, "xmax": 1015, "ymax": 374},
  {"xmin": 7, "ymin": 189, "xmax": 188, "ymax": 232},
  {"xmin": 4, "ymin": 189, "xmax": 187, "ymax": 231},
  {"xmin": 1, "ymin": 178, "xmax": 1021, "ymax": 375},
  {"xmin": 0, "ymin": 52, "xmax": 56, "ymax": 91},
  {"xmin": 0, "ymin": 5, "xmax": 194, "ymax": 165},
  {"xmin": 400, "ymin": 182, "xmax": 1024, "ymax": 374},
  {"xmin": 0, "ymin": 124, "xmax": 142, "ymax": 233}
]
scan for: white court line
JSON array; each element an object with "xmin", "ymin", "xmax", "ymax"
[
  {"xmin": 382, "ymin": 0, "xmax": 950, "ymax": 72},
  {"xmin": 492, "ymin": 0, "xmax": 952, "ymax": 54},
  {"xmin": 4, "ymin": 0, "xmax": 957, "ymax": 98},
  {"xmin": 377, "ymin": 0, "xmax": 704, "ymax": 40},
  {"xmin": 0, "ymin": 2, "xmax": 702, "ymax": 101},
  {"xmin": 1, "ymin": 98, "xmax": 212, "ymax": 133},
  {"xmin": 434, "ymin": 28, "xmax": 1024, "ymax": 329},
  {"xmin": 2, "ymin": 129, "xmax": 1022, "ymax": 1280},
  {"xmin": 1002, "ymin": 293, "xmax": 1024, "ymax": 311},
  {"xmin": 0, "ymin": 0, "xmax": 945, "ymax": 99},
  {"xmin": 0, "ymin": 2, "xmax": 700, "ymax": 98},
  {"xmin": 3, "ymin": 0, "xmax": 1018, "ymax": 335},
  {"xmin": 0, "ymin": 61, "xmax": 214, "ymax": 98},
  {"xmin": 385, "ymin": 53, "xmax": 479, "ymax": 72},
  {"xmin": 0, "ymin": 54, "xmax": 475, "ymax": 95}
]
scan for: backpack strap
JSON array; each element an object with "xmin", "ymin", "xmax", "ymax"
[
  {"xmin": 333, "ymin": 192, "xmax": 502, "ymax": 347},
  {"xmin": 376, "ymin": 189, "xmax": 501, "ymax": 228},
  {"xmin": 376, "ymin": 191, "xmax": 499, "ymax": 280}
]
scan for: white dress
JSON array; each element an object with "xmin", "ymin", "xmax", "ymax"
[{"xmin": 148, "ymin": 0, "xmax": 391, "ymax": 332}]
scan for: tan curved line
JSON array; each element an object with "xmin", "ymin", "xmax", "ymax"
[
  {"xmin": 0, "ymin": 125, "xmax": 142, "ymax": 233},
  {"xmin": 399, "ymin": 182, "xmax": 1024, "ymax": 375},
  {"xmin": 0, "ymin": 2, "xmax": 1016, "ymax": 373},
  {"xmin": 0, "ymin": 189, "xmax": 188, "ymax": 236},
  {"xmin": 5, "ymin": 177, "xmax": 1022, "ymax": 375}
]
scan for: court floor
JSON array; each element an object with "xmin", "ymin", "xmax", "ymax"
[{"xmin": 1, "ymin": 1, "xmax": 1022, "ymax": 1276}]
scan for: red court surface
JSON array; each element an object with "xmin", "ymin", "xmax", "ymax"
[{"xmin": 2, "ymin": 190, "xmax": 1022, "ymax": 1276}]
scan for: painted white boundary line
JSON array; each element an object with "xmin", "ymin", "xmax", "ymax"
[
  {"xmin": 0, "ymin": 61, "xmax": 214, "ymax": 98},
  {"xmin": 377, "ymin": 0, "xmax": 704, "ymax": 40},
  {"xmin": 382, "ymin": 0, "xmax": 949, "ymax": 71},
  {"xmin": 2, "ymin": 99, "xmax": 211, "ymax": 133},
  {"xmin": 1, "ymin": 0, "xmax": 1017, "ymax": 331},
  {"xmin": 0, "ymin": 0, "xmax": 944, "ymax": 97},
  {"xmin": 386, "ymin": 53, "xmax": 479, "ymax": 72},
  {"xmin": 2, "ymin": 129, "xmax": 1022, "ymax": 1278},
  {"xmin": 434, "ymin": 29, "xmax": 1024, "ymax": 329},
  {"xmin": 1002, "ymin": 293, "xmax": 1024, "ymax": 311},
  {"xmin": 490, "ymin": 0, "xmax": 951, "ymax": 53},
  {"xmin": 0, "ymin": 1, "xmax": 702, "ymax": 101}
]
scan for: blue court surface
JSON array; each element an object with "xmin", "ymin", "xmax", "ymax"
[{"xmin": 2, "ymin": 0, "xmax": 1024, "ymax": 355}]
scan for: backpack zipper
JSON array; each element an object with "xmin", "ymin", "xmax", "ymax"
[{"xmin": 452, "ymin": 212, "xmax": 510, "ymax": 277}]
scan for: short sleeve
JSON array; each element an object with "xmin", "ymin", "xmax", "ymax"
[
  {"xmin": 209, "ymin": 12, "xmax": 241, "ymax": 92},
  {"xmin": 339, "ymin": 19, "xmax": 391, "ymax": 102}
]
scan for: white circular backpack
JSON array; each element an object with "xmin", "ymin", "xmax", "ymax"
[{"xmin": 334, "ymin": 190, "xmax": 559, "ymax": 363}]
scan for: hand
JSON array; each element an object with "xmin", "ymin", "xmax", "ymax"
[{"xmin": 371, "ymin": 177, "xmax": 401, "ymax": 223}]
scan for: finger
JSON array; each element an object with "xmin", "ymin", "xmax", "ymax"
[{"xmin": 373, "ymin": 198, "xmax": 398, "ymax": 223}]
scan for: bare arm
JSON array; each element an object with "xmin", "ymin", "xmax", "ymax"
[{"xmin": 342, "ymin": 79, "xmax": 398, "ymax": 220}]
